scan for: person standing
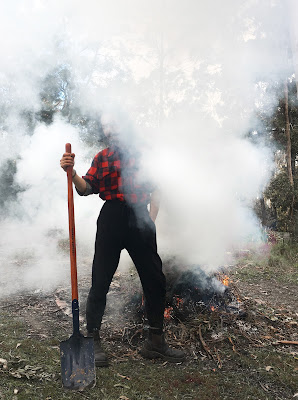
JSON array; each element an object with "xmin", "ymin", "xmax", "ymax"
[{"xmin": 60, "ymin": 120, "xmax": 185, "ymax": 366}]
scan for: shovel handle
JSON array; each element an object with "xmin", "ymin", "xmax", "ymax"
[{"xmin": 65, "ymin": 143, "xmax": 78, "ymax": 302}]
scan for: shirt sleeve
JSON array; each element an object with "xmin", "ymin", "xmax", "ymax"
[{"xmin": 81, "ymin": 153, "xmax": 101, "ymax": 194}]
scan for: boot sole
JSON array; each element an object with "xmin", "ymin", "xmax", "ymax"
[{"xmin": 139, "ymin": 348, "xmax": 185, "ymax": 363}]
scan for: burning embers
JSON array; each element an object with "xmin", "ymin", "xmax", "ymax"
[
  {"xmin": 161, "ymin": 262, "xmax": 244, "ymax": 322},
  {"xmin": 125, "ymin": 260, "xmax": 246, "ymax": 324},
  {"xmin": 220, "ymin": 274, "xmax": 230, "ymax": 287}
]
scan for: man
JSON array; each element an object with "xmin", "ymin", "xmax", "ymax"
[{"xmin": 60, "ymin": 118, "xmax": 185, "ymax": 366}]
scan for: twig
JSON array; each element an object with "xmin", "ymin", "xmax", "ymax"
[
  {"xmin": 214, "ymin": 347, "xmax": 222, "ymax": 369},
  {"xmin": 78, "ymin": 390, "xmax": 99, "ymax": 400},
  {"xmin": 127, "ymin": 328, "xmax": 143, "ymax": 348},
  {"xmin": 78, "ymin": 392, "xmax": 92, "ymax": 399},
  {"xmin": 110, "ymin": 353, "xmax": 128, "ymax": 361},
  {"xmin": 236, "ymin": 328, "xmax": 264, "ymax": 346},
  {"xmin": 259, "ymin": 382, "xmax": 269, "ymax": 392},
  {"xmin": 272, "ymin": 340, "xmax": 298, "ymax": 346},
  {"xmin": 228, "ymin": 336, "xmax": 237, "ymax": 352},
  {"xmin": 228, "ymin": 282, "xmax": 246, "ymax": 305},
  {"xmin": 198, "ymin": 325, "xmax": 213, "ymax": 359}
]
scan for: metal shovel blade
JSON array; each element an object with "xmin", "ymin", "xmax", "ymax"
[{"xmin": 60, "ymin": 333, "xmax": 96, "ymax": 391}]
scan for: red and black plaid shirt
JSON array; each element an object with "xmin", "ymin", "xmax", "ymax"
[{"xmin": 82, "ymin": 146, "xmax": 153, "ymax": 204}]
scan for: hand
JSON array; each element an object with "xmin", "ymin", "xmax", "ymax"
[{"xmin": 60, "ymin": 152, "xmax": 75, "ymax": 172}]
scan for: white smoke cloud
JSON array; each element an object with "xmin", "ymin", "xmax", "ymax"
[
  {"xmin": 0, "ymin": 119, "xmax": 100, "ymax": 296},
  {"xmin": 140, "ymin": 114, "xmax": 272, "ymax": 269},
  {"xmin": 0, "ymin": 0, "xmax": 288, "ymax": 297}
]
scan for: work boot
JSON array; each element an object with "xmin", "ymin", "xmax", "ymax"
[
  {"xmin": 88, "ymin": 329, "xmax": 108, "ymax": 367},
  {"xmin": 140, "ymin": 330, "xmax": 186, "ymax": 363}
]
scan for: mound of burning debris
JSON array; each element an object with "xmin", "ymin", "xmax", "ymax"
[
  {"xmin": 51, "ymin": 259, "xmax": 297, "ymax": 365},
  {"xmin": 124, "ymin": 259, "xmax": 246, "ymax": 324},
  {"xmin": 117, "ymin": 259, "xmax": 297, "ymax": 365}
]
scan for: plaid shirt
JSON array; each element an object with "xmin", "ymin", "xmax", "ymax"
[{"xmin": 82, "ymin": 146, "xmax": 153, "ymax": 204}]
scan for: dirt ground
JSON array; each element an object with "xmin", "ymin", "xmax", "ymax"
[
  {"xmin": 0, "ymin": 257, "xmax": 297, "ymax": 400},
  {"xmin": 2, "ymin": 263, "xmax": 297, "ymax": 346},
  {"xmin": 230, "ymin": 266, "xmax": 298, "ymax": 315}
]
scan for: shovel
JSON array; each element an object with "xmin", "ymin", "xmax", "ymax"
[{"xmin": 60, "ymin": 143, "xmax": 96, "ymax": 391}]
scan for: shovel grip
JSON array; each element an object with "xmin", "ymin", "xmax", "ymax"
[{"xmin": 65, "ymin": 143, "xmax": 78, "ymax": 302}]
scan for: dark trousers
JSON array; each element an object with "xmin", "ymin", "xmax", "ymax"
[{"xmin": 86, "ymin": 200, "xmax": 166, "ymax": 332}]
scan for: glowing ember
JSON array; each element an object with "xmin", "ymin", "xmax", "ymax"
[
  {"xmin": 164, "ymin": 306, "xmax": 173, "ymax": 320},
  {"xmin": 175, "ymin": 296, "xmax": 184, "ymax": 307}
]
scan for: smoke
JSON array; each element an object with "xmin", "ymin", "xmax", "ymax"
[
  {"xmin": 0, "ymin": 0, "xmax": 289, "ymax": 297},
  {"xmin": 140, "ymin": 115, "xmax": 272, "ymax": 269}
]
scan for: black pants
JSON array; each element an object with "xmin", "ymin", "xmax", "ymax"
[{"xmin": 86, "ymin": 200, "xmax": 166, "ymax": 332}]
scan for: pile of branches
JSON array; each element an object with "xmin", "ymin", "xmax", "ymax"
[{"xmin": 108, "ymin": 280, "xmax": 298, "ymax": 365}]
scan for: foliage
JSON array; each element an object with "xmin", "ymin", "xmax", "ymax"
[
  {"xmin": 264, "ymin": 169, "xmax": 298, "ymax": 232},
  {"xmin": 0, "ymin": 64, "xmax": 105, "ymax": 217},
  {"xmin": 0, "ymin": 159, "xmax": 25, "ymax": 214},
  {"xmin": 270, "ymin": 81, "xmax": 298, "ymax": 167},
  {"xmin": 256, "ymin": 80, "xmax": 298, "ymax": 235}
]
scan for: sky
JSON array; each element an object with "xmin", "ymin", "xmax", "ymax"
[{"xmin": 0, "ymin": 0, "xmax": 292, "ymax": 297}]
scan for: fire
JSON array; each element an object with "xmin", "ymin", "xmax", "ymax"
[
  {"xmin": 175, "ymin": 296, "xmax": 184, "ymax": 307},
  {"xmin": 221, "ymin": 274, "xmax": 230, "ymax": 287},
  {"xmin": 164, "ymin": 306, "xmax": 173, "ymax": 320},
  {"xmin": 163, "ymin": 296, "xmax": 183, "ymax": 321}
]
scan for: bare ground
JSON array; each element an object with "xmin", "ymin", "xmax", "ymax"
[{"xmin": 0, "ymin": 258, "xmax": 297, "ymax": 400}]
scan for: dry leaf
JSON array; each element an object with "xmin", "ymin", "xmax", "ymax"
[
  {"xmin": 116, "ymin": 373, "xmax": 131, "ymax": 380},
  {"xmin": 265, "ymin": 366, "xmax": 273, "ymax": 372},
  {"xmin": 114, "ymin": 383, "xmax": 130, "ymax": 389}
]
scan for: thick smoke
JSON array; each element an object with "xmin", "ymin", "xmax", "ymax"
[{"xmin": 0, "ymin": 0, "xmax": 289, "ymax": 297}]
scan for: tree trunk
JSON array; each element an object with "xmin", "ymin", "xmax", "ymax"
[
  {"xmin": 158, "ymin": 31, "xmax": 165, "ymax": 127},
  {"xmin": 287, "ymin": 0, "xmax": 298, "ymax": 98},
  {"xmin": 284, "ymin": 81, "xmax": 294, "ymax": 186},
  {"xmin": 284, "ymin": 80, "xmax": 295, "ymax": 222}
]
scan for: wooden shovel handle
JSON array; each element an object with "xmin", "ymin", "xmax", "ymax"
[{"xmin": 65, "ymin": 143, "xmax": 78, "ymax": 301}]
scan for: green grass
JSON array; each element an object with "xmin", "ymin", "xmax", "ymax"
[{"xmin": 0, "ymin": 312, "xmax": 297, "ymax": 400}]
